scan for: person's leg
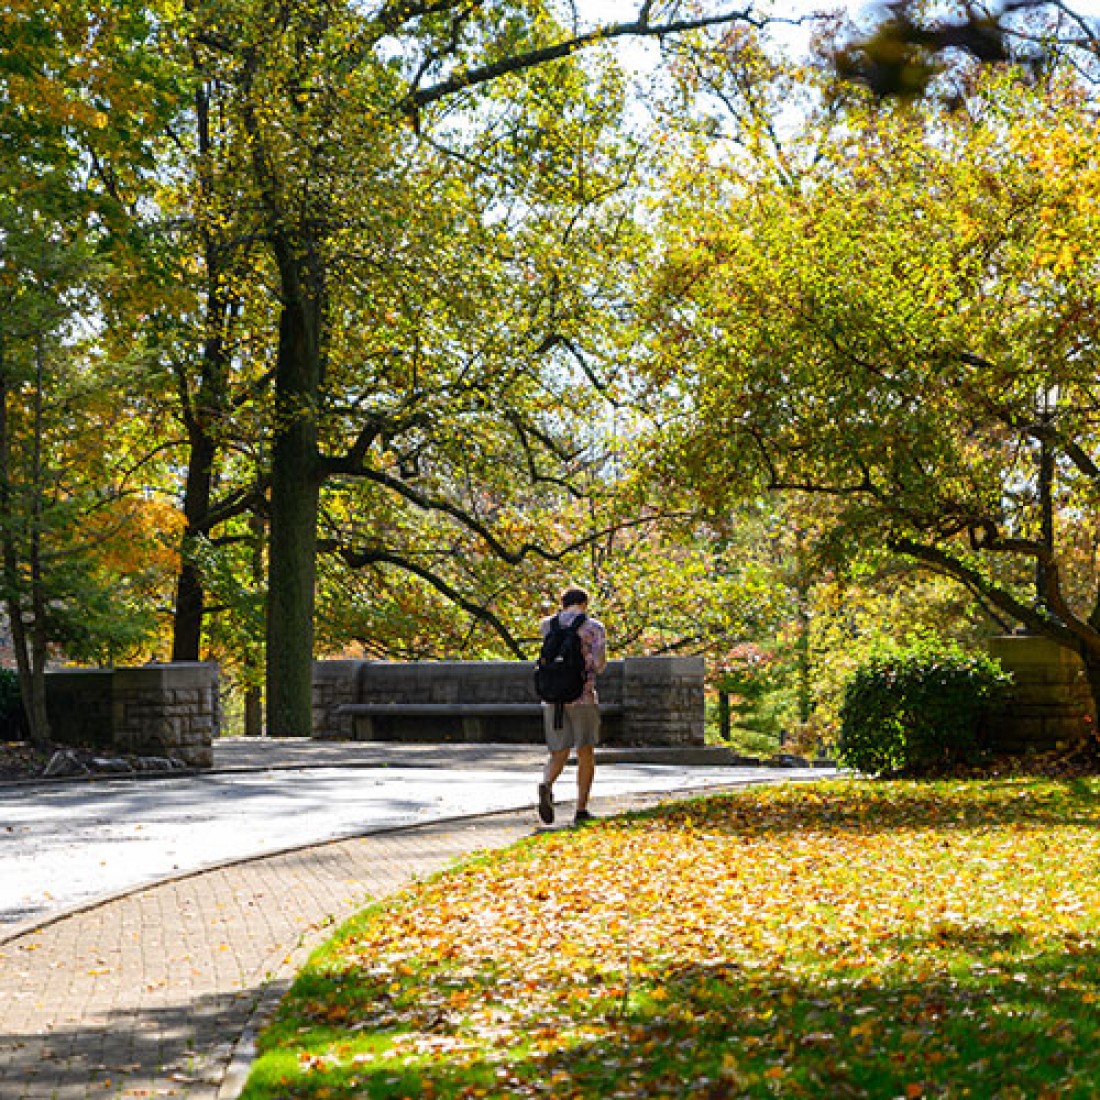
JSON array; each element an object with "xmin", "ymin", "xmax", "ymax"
[
  {"xmin": 575, "ymin": 744, "xmax": 595, "ymax": 812},
  {"xmin": 538, "ymin": 749, "xmax": 569, "ymax": 824},
  {"xmin": 573, "ymin": 704, "xmax": 600, "ymax": 817},
  {"xmin": 543, "ymin": 747, "xmax": 571, "ymax": 787},
  {"xmin": 539, "ymin": 705, "xmax": 572, "ymax": 824}
]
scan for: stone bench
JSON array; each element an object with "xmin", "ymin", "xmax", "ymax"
[
  {"xmin": 336, "ymin": 701, "xmax": 624, "ymax": 743},
  {"xmin": 315, "ymin": 656, "xmax": 705, "ymax": 746}
]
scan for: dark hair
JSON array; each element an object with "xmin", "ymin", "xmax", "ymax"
[{"xmin": 561, "ymin": 587, "xmax": 589, "ymax": 608}]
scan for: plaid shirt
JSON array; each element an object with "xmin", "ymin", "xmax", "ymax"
[{"xmin": 539, "ymin": 607, "xmax": 608, "ymax": 705}]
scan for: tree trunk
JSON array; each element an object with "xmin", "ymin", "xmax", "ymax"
[
  {"xmin": 265, "ymin": 280, "xmax": 321, "ymax": 737},
  {"xmin": 25, "ymin": 629, "xmax": 50, "ymax": 745},
  {"xmin": 26, "ymin": 337, "xmax": 51, "ymax": 742},
  {"xmin": 171, "ymin": 427, "xmax": 216, "ymax": 661},
  {"xmin": 171, "ymin": 82, "xmax": 234, "ymax": 663},
  {"xmin": 244, "ymin": 499, "xmax": 266, "ymax": 736},
  {"xmin": 244, "ymin": 686, "xmax": 264, "ymax": 737},
  {"xmin": 793, "ymin": 529, "xmax": 812, "ymax": 728},
  {"xmin": 0, "ymin": 348, "xmax": 39, "ymax": 743}
]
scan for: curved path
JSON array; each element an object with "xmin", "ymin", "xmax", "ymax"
[{"xmin": 0, "ymin": 740, "xmax": 833, "ymax": 1099}]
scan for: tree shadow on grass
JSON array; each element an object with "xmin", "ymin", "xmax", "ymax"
[
  {"xmin": 244, "ymin": 923, "xmax": 1100, "ymax": 1099},
  {"xmin": 236, "ymin": 784, "xmax": 1100, "ymax": 1098}
]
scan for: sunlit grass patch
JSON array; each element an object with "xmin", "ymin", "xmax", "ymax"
[{"xmin": 241, "ymin": 778, "xmax": 1100, "ymax": 1099}]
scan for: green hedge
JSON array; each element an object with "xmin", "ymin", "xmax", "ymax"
[{"xmin": 838, "ymin": 642, "xmax": 1010, "ymax": 776}]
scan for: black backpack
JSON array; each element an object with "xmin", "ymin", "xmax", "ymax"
[{"xmin": 534, "ymin": 613, "xmax": 587, "ymax": 729}]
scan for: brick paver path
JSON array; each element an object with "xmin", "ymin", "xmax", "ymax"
[{"xmin": 0, "ymin": 810, "xmax": 537, "ymax": 1100}]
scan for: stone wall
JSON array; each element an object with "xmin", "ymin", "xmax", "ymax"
[
  {"xmin": 987, "ymin": 635, "xmax": 1095, "ymax": 753},
  {"xmin": 46, "ymin": 663, "xmax": 219, "ymax": 768},
  {"xmin": 622, "ymin": 657, "xmax": 706, "ymax": 746},
  {"xmin": 311, "ymin": 660, "xmax": 360, "ymax": 742},
  {"xmin": 312, "ymin": 656, "xmax": 705, "ymax": 746}
]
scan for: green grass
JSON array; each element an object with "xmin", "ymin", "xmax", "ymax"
[
  {"xmin": 703, "ymin": 703, "xmax": 781, "ymax": 757},
  {"xmin": 241, "ymin": 778, "xmax": 1100, "ymax": 1099}
]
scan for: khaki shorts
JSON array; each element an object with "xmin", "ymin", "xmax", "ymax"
[{"xmin": 543, "ymin": 702, "xmax": 601, "ymax": 752}]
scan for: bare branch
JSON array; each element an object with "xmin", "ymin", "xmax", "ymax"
[
  {"xmin": 501, "ymin": 410, "xmax": 587, "ymax": 498},
  {"xmin": 321, "ymin": 540, "xmax": 526, "ymax": 656},
  {"xmin": 891, "ymin": 535, "xmax": 1087, "ymax": 646},
  {"xmin": 327, "ymin": 453, "xmax": 692, "ymax": 565},
  {"xmin": 195, "ymin": 483, "xmax": 267, "ymax": 533},
  {"xmin": 320, "ymin": 412, "xmax": 401, "ymax": 476},
  {"xmin": 765, "ymin": 475, "xmax": 877, "ymax": 496},
  {"xmin": 405, "ymin": 6, "xmax": 769, "ymax": 109},
  {"xmin": 1063, "ymin": 438, "xmax": 1100, "ymax": 481},
  {"xmin": 1007, "ymin": 1, "xmax": 1100, "ymax": 52}
]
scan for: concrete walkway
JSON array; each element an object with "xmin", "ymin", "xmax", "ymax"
[
  {"xmin": 0, "ymin": 740, "xmax": 833, "ymax": 1099},
  {"xmin": 1, "ymin": 741, "xmax": 826, "ymax": 928}
]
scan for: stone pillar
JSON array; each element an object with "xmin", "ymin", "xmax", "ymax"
[
  {"xmin": 45, "ymin": 663, "xmax": 219, "ymax": 767},
  {"xmin": 311, "ymin": 660, "xmax": 359, "ymax": 740},
  {"xmin": 986, "ymin": 635, "xmax": 1095, "ymax": 752},
  {"xmin": 108, "ymin": 663, "xmax": 219, "ymax": 768},
  {"xmin": 621, "ymin": 656, "xmax": 706, "ymax": 745},
  {"xmin": 45, "ymin": 669, "xmax": 115, "ymax": 750}
]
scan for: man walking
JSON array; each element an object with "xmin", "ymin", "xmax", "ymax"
[{"xmin": 536, "ymin": 586, "xmax": 607, "ymax": 826}]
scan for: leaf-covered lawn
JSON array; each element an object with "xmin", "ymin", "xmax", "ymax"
[{"xmin": 242, "ymin": 779, "xmax": 1100, "ymax": 1099}]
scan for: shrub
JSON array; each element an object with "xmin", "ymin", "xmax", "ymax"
[
  {"xmin": 838, "ymin": 641, "xmax": 1010, "ymax": 776},
  {"xmin": 0, "ymin": 668, "xmax": 25, "ymax": 740}
]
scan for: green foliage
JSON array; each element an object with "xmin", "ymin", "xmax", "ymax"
[
  {"xmin": 714, "ymin": 656, "xmax": 788, "ymax": 741},
  {"xmin": 0, "ymin": 667, "xmax": 23, "ymax": 738},
  {"xmin": 796, "ymin": 551, "xmax": 992, "ymax": 748},
  {"xmin": 644, "ymin": 57, "xmax": 1100, "ymax": 688},
  {"xmin": 838, "ymin": 641, "xmax": 1011, "ymax": 775},
  {"xmin": 49, "ymin": 567, "xmax": 162, "ymax": 666},
  {"xmin": 705, "ymin": 706, "xmax": 780, "ymax": 757}
]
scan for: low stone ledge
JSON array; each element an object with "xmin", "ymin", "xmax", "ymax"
[{"xmin": 314, "ymin": 656, "xmax": 704, "ymax": 746}]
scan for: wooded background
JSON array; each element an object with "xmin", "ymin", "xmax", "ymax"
[{"xmin": 4, "ymin": 0, "xmax": 1099, "ymax": 747}]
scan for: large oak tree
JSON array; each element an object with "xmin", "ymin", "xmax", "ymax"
[
  {"xmin": 173, "ymin": 0, "xmax": 786, "ymax": 736},
  {"xmin": 645, "ymin": 58, "xmax": 1100, "ymax": 711}
]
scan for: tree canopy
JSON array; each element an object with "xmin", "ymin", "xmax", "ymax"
[
  {"xmin": 8, "ymin": 0, "xmax": 1100, "ymax": 744},
  {"xmin": 643, "ymin": 50, "xmax": 1100, "ymax": 707}
]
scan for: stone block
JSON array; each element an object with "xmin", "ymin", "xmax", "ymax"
[
  {"xmin": 622, "ymin": 656, "xmax": 705, "ymax": 745},
  {"xmin": 46, "ymin": 662, "xmax": 219, "ymax": 765},
  {"xmin": 179, "ymin": 745, "xmax": 213, "ymax": 768},
  {"xmin": 987, "ymin": 636, "xmax": 1096, "ymax": 753}
]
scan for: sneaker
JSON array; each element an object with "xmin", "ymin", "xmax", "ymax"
[
  {"xmin": 537, "ymin": 783, "xmax": 554, "ymax": 825},
  {"xmin": 573, "ymin": 809, "xmax": 598, "ymax": 826}
]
